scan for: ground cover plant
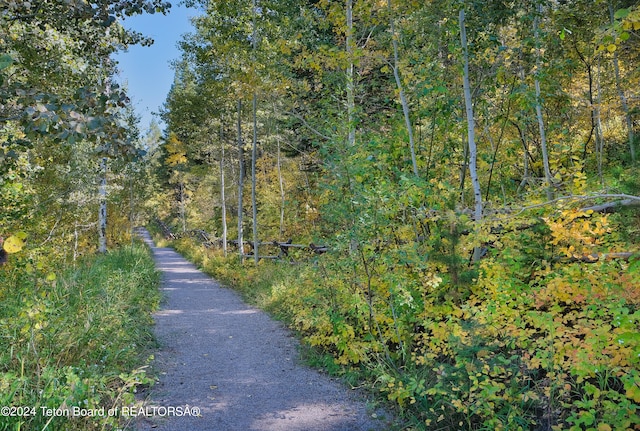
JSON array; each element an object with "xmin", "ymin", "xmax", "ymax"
[
  {"xmin": 156, "ymin": 191, "xmax": 640, "ymax": 430},
  {"xmin": 0, "ymin": 243, "xmax": 160, "ymax": 431}
]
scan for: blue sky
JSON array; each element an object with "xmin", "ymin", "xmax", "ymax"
[{"xmin": 113, "ymin": 3, "xmax": 199, "ymax": 133}]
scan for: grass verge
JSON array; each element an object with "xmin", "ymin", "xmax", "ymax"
[{"xmin": 0, "ymin": 243, "xmax": 161, "ymax": 431}]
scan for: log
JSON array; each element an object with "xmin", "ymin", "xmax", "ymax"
[
  {"xmin": 309, "ymin": 243, "xmax": 329, "ymax": 254},
  {"xmin": 580, "ymin": 199, "xmax": 640, "ymax": 213},
  {"xmin": 515, "ymin": 194, "xmax": 640, "ymax": 215},
  {"xmin": 555, "ymin": 251, "xmax": 636, "ymax": 263}
]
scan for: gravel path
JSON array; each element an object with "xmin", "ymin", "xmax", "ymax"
[{"xmin": 135, "ymin": 228, "xmax": 391, "ymax": 431}]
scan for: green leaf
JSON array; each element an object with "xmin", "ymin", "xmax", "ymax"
[
  {"xmin": 0, "ymin": 54, "xmax": 12, "ymax": 70},
  {"xmin": 614, "ymin": 8, "xmax": 630, "ymax": 19}
]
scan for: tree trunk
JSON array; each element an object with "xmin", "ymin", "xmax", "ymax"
[
  {"xmin": 459, "ymin": 9, "xmax": 483, "ymax": 262},
  {"xmin": 98, "ymin": 156, "xmax": 107, "ymax": 253},
  {"xmin": 129, "ymin": 166, "xmax": 134, "ymax": 245},
  {"xmin": 237, "ymin": 100, "xmax": 244, "ymax": 263},
  {"xmin": 346, "ymin": 0, "xmax": 355, "ymax": 147},
  {"xmin": 533, "ymin": 3, "xmax": 554, "ymax": 199},
  {"xmin": 609, "ymin": 3, "xmax": 636, "ymax": 162},
  {"xmin": 252, "ymin": 93, "xmax": 259, "ymax": 264},
  {"xmin": 387, "ymin": 0, "xmax": 418, "ymax": 177},
  {"xmin": 220, "ymin": 121, "xmax": 227, "ymax": 257},
  {"xmin": 179, "ymin": 181, "xmax": 186, "ymax": 233},
  {"xmin": 277, "ymin": 139, "xmax": 285, "ymax": 238},
  {"xmin": 594, "ymin": 57, "xmax": 605, "ymax": 185},
  {"xmin": 251, "ymin": 0, "xmax": 259, "ymax": 264}
]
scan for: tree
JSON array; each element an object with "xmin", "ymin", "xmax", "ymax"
[
  {"xmin": 533, "ymin": 2, "xmax": 554, "ymax": 199},
  {"xmin": 237, "ymin": 100, "xmax": 245, "ymax": 262},
  {"xmin": 387, "ymin": 0, "xmax": 418, "ymax": 177},
  {"xmin": 459, "ymin": 8, "xmax": 483, "ymax": 262},
  {"xmin": 1, "ymin": 0, "xmax": 170, "ymax": 258}
]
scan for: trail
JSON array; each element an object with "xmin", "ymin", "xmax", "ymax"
[{"xmin": 134, "ymin": 228, "xmax": 390, "ymax": 431}]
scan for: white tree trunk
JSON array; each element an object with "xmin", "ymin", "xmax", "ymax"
[
  {"xmin": 179, "ymin": 181, "xmax": 186, "ymax": 233},
  {"xmin": 237, "ymin": 100, "xmax": 244, "ymax": 263},
  {"xmin": 533, "ymin": 3, "xmax": 553, "ymax": 199},
  {"xmin": 277, "ymin": 139, "xmax": 285, "ymax": 238},
  {"xmin": 346, "ymin": 0, "xmax": 355, "ymax": 147},
  {"xmin": 251, "ymin": 0, "xmax": 259, "ymax": 264},
  {"xmin": 220, "ymin": 121, "xmax": 227, "ymax": 257},
  {"xmin": 98, "ymin": 156, "xmax": 107, "ymax": 253},
  {"xmin": 388, "ymin": 0, "xmax": 418, "ymax": 177},
  {"xmin": 459, "ymin": 9, "xmax": 483, "ymax": 262},
  {"xmin": 609, "ymin": 3, "xmax": 635, "ymax": 162},
  {"xmin": 595, "ymin": 58, "xmax": 605, "ymax": 184},
  {"xmin": 251, "ymin": 93, "xmax": 259, "ymax": 264}
]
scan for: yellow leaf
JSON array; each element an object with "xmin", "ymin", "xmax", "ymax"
[
  {"xmin": 597, "ymin": 424, "xmax": 612, "ymax": 431},
  {"xmin": 626, "ymin": 384, "xmax": 640, "ymax": 402},
  {"xmin": 3, "ymin": 235, "xmax": 25, "ymax": 253},
  {"xmin": 607, "ymin": 44, "xmax": 617, "ymax": 52},
  {"xmin": 166, "ymin": 153, "xmax": 188, "ymax": 166},
  {"xmin": 46, "ymin": 273, "xmax": 56, "ymax": 282}
]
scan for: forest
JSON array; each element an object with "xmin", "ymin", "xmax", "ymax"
[{"xmin": 1, "ymin": 0, "xmax": 640, "ymax": 430}]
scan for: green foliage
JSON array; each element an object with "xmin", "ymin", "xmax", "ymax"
[
  {"xmin": 0, "ymin": 244, "xmax": 160, "ymax": 430},
  {"xmin": 153, "ymin": 0, "xmax": 640, "ymax": 429},
  {"xmin": 159, "ymin": 198, "xmax": 640, "ymax": 430}
]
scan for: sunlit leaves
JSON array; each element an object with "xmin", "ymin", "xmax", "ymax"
[
  {"xmin": 597, "ymin": 6, "xmax": 640, "ymax": 52},
  {"xmin": 164, "ymin": 133, "xmax": 188, "ymax": 166},
  {"xmin": 2, "ymin": 232, "xmax": 26, "ymax": 254}
]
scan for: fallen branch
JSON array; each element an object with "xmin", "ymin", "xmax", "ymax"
[
  {"xmin": 515, "ymin": 193, "xmax": 640, "ymax": 215},
  {"xmin": 580, "ymin": 198, "xmax": 640, "ymax": 213},
  {"xmin": 555, "ymin": 251, "xmax": 636, "ymax": 263}
]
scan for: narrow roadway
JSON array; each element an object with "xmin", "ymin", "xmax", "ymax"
[{"xmin": 135, "ymin": 228, "xmax": 389, "ymax": 431}]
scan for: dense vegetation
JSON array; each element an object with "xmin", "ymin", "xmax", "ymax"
[
  {"xmin": 154, "ymin": 0, "xmax": 640, "ymax": 430},
  {"xmin": 2, "ymin": 0, "xmax": 640, "ymax": 430},
  {"xmin": 1, "ymin": 2, "xmax": 166, "ymax": 430}
]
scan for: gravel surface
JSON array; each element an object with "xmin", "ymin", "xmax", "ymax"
[{"xmin": 135, "ymin": 229, "xmax": 391, "ymax": 431}]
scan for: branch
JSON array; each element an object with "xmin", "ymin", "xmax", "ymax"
[
  {"xmin": 515, "ymin": 194, "xmax": 640, "ymax": 215},
  {"xmin": 580, "ymin": 198, "xmax": 640, "ymax": 213},
  {"xmin": 38, "ymin": 217, "xmax": 61, "ymax": 247},
  {"xmin": 555, "ymin": 251, "xmax": 636, "ymax": 263},
  {"xmin": 285, "ymin": 111, "xmax": 332, "ymax": 141}
]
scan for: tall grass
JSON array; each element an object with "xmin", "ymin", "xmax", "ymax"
[{"xmin": 0, "ymin": 243, "xmax": 160, "ymax": 431}]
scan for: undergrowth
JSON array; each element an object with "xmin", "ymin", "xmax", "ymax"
[
  {"xmin": 154, "ymin": 208, "xmax": 640, "ymax": 431},
  {"xmin": 0, "ymin": 243, "xmax": 161, "ymax": 431}
]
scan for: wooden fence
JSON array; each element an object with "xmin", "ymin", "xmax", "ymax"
[{"xmin": 154, "ymin": 219, "xmax": 328, "ymax": 261}]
